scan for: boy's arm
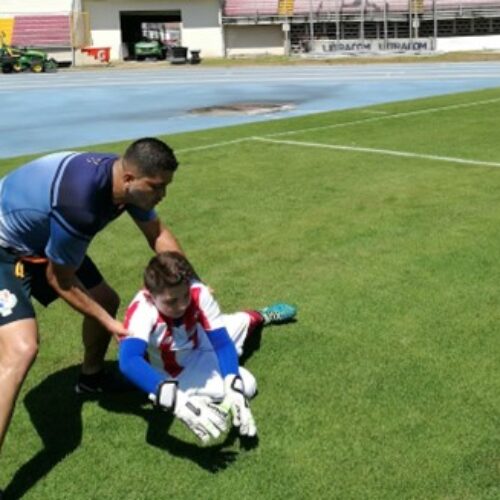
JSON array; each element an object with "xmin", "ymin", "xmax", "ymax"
[
  {"xmin": 119, "ymin": 294, "xmax": 170, "ymax": 397},
  {"xmin": 206, "ymin": 327, "xmax": 239, "ymax": 377},
  {"xmin": 206, "ymin": 328, "xmax": 257, "ymax": 437},
  {"xmin": 118, "ymin": 338, "xmax": 165, "ymax": 395},
  {"xmin": 198, "ymin": 286, "xmax": 257, "ymax": 437},
  {"xmin": 118, "ymin": 336, "xmax": 228, "ymax": 444},
  {"xmin": 196, "ymin": 284, "xmax": 239, "ymax": 376}
]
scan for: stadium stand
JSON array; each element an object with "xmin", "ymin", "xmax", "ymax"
[
  {"xmin": 223, "ymin": 1, "xmax": 279, "ymax": 16},
  {"xmin": 223, "ymin": 0, "xmax": 500, "ymax": 39},
  {"xmin": 11, "ymin": 14, "xmax": 71, "ymax": 47},
  {"xmin": 223, "ymin": 0, "xmax": 500, "ymax": 18}
]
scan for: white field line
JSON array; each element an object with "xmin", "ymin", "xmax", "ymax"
[
  {"xmin": 264, "ymin": 97, "xmax": 500, "ymax": 138},
  {"xmin": 253, "ymin": 137, "xmax": 500, "ymax": 169},
  {"xmin": 360, "ymin": 110, "xmax": 388, "ymax": 114},
  {"xmin": 176, "ymin": 97, "xmax": 500, "ymax": 162},
  {"xmin": 176, "ymin": 138, "xmax": 251, "ymax": 154}
]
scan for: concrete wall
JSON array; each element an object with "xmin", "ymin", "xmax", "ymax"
[
  {"xmin": 0, "ymin": 0, "xmax": 73, "ymax": 14},
  {"xmin": 84, "ymin": 0, "xmax": 223, "ymax": 59},
  {"xmin": 436, "ymin": 34, "xmax": 500, "ymax": 52},
  {"xmin": 224, "ymin": 25, "xmax": 284, "ymax": 56}
]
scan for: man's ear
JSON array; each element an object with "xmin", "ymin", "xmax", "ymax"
[{"xmin": 123, "ymin": 170, "xmax": 135, "ymax": 182}]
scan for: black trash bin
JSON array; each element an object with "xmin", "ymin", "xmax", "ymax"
[
  {"xmin": 190, "ymin": 50, "xmax": 201, "ymax": 64},
  {"xmin": 169, "ymin": 46, "xmax": 188, "ymax": 64}
]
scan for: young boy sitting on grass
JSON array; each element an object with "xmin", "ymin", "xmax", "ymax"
[{"xmin": 118, "ymin": 251, "xmax": 296, "ymax": 444}]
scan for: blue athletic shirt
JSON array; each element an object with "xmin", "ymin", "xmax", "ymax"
[{"xmin": 0, "ymin": 152, "xmax": 157, "ymax": 267}]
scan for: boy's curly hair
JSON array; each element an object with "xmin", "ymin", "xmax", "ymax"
[{"xmin": 144, "ymin": 251, "xmax": 194, "ymax": 295}]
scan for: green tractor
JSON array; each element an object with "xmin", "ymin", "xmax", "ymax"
[
  {"xmin": 1, "ymin": 32, "xmax": 58, "ymax": 74},
  {"xmin": 134, "ymin": 39, "xmax": 166, "ymax": 61},
  {"xmin": 133, "ymin": 25, "xmax": 170, "ymax": 61}
]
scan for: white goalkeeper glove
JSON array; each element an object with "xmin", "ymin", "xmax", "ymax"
[
  {"xmin": 151, "ymin": 381, "xmax": 228, "ymax": 444},
  {"xmin": 220, "ymin": 374, "xmax": 257, "ymax": 437}
]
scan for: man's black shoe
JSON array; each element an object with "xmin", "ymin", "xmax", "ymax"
[{"xmin": 74, "ymin": 369, "xmax": 132, "ymax": 394}]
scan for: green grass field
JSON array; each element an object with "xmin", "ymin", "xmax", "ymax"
[{"xmin": 1, "ymin": 87, "xmax": 500, "ymax": 499}]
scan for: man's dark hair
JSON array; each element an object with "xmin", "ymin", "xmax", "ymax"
[
  {"xmin": 124, "ymin": 137, "xmax": 178, "ymax": 176},
  {"xmin": 144, "ymin": 251, "xmax": 194, "ymax": 295}
]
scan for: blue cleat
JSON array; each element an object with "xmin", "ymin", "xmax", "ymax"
[{"xmin": 259, "ymin": 303, "xmax": 297, "ymax": 325}]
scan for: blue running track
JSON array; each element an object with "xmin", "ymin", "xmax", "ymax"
[{"xmin": 1, "ymin": 62, "xmax": 499, "ymax": 158}]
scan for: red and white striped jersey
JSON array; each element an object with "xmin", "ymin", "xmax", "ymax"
[{"xmin": 123, "ymin": 282, "xmax": 225, "ymax": 377}]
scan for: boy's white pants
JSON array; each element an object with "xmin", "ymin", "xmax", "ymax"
[{"xmin": 163, "ymin": 312, "xmax": 257, "ymax": 402}]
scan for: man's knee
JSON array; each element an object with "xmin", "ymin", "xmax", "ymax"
[
  {"xmin": 103, "ymin": 288, "xmax": 120, "ymax": 315},
  {"xmin": 89, "ymin": 283, "xmax": 120, "ymax": 316},
  {"xmin": 11, "ymin": 336, "xmax": 39, "ymax": 368},
  {"xmin": 0, "ymin": 320, "xmax": 39, "ymax": 371}
]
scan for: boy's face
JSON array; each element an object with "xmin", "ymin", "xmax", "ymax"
[{"xmin": 152, "ymin": 281, "xmax": 191, "ymax": 319}]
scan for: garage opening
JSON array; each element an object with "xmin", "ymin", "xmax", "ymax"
[{"xmin": 120, "ymin": 11, "xmax": 181, "ymax": 60}]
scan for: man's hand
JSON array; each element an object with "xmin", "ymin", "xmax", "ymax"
[
  {"xmin": 46, "ymin": 260, "xmax": 129, "ymax": 340},
  {"xmin": 105, "ymin": 318, "xmax": 129, "ymax": 341},
  {"xmin": 154, "ymin": 381, "xmax": 228, "ymax": 444},
  {"xmin": 220, "ymin": 374, "xmax": 257, "ymax": 437}
]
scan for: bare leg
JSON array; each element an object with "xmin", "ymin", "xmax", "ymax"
[
  {"xmin": 81, "ymin": 282, "xmax": 119, "ymax": 375},
  {"xmin": 0, "ymin": 318, "xmax": 39, "ymax": 452}
]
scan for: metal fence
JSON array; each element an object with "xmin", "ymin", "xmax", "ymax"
[
  {"xmin": 222, "ymin": 0, "xmax": 500, "ymax": 53},
  {"xmin": 223, "ymin": 0, "xmax": 500, "ymax": 19}
]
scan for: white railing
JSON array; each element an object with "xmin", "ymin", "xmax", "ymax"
[{"xmin": 222, "ymin": 0, "xmax": 500, "ymax": 18}]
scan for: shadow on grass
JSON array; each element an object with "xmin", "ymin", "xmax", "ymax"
[
  {"xmin": 5, "ymin": 356, "xmax": 260, "ymax": 498},
  {"xmin": 5, "ymin": 364, "xmax": 85, "ymax": 499},
  {"xmin": 99, "ymin": 391, "xmax": 259, "ymax": 473}
]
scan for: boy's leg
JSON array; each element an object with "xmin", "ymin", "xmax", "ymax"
[
  {"xmin": 174, "ymin": 304, "xmax": 297, "ymax": 402},
  {"xmin": 239, "ymin": 366, "xmax": 257, "ymax": 399},
  {"xmin": 176, "ymin": 349, "xmax": 225, "ymax": 401},
  {"xmin": 222, "ymin": 302, "xmax": 297, "ymax": 356},
  {"xmin": 258, "ymin": 303, "xmax": 297, "ymax": 325},
  {"xmin": 176, "ymin": 350, "xmax": 257, "ymax": 401},
  {"xmin": 222, "ymin": 312, "xmax": 263, "ymax": 356}
]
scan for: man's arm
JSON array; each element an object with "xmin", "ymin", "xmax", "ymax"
[
  {"xmin": 133, "ymin": 217, "xmax": 184, "ymax": 254},
  {"xmin": 134, "ymin": 217, "xmax": 201, "ymax": 280},
  {"xmin": 45, "ymin": 261, "xmax": 127, "ymax": 337}
]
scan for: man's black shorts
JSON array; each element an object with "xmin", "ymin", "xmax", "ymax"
[{"xmin": 0, "ymin": 246, "xmax": 103, "ymax": 326}]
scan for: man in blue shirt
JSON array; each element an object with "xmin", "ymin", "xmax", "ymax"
[{"xmin": 0, "ymin": 137, "xmax": 184, "ymax": 475}]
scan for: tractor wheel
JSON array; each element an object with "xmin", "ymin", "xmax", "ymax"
[
  {"xmin": 30, "ymin": 59, "xmax": 44, "ymax": 73},
  {"xmin": 1, "ymin": 62, "xmax": 13, "ymax": 73},
  {"xmin": 44, "ymin": 58, "xmax": 58, "ymax": 73},
  {"xmin": 12, "ymin": 62, "xmax": 24, "ymax": 72}
]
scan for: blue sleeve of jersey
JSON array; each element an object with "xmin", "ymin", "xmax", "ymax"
[
  {"xmin": 45, "ymin": 215, "xmax": 90, "ymax": 267},
  {"xmin": 206, "ymin": 327, "xmax": 239, "ymax": 377},
  {"xmin": 126, "ymin": 205, "xmax": 157, "ymax": 222},
  {"xmin": 119, "ymin": 338, "xmax": 165, "ymax": 395}
]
